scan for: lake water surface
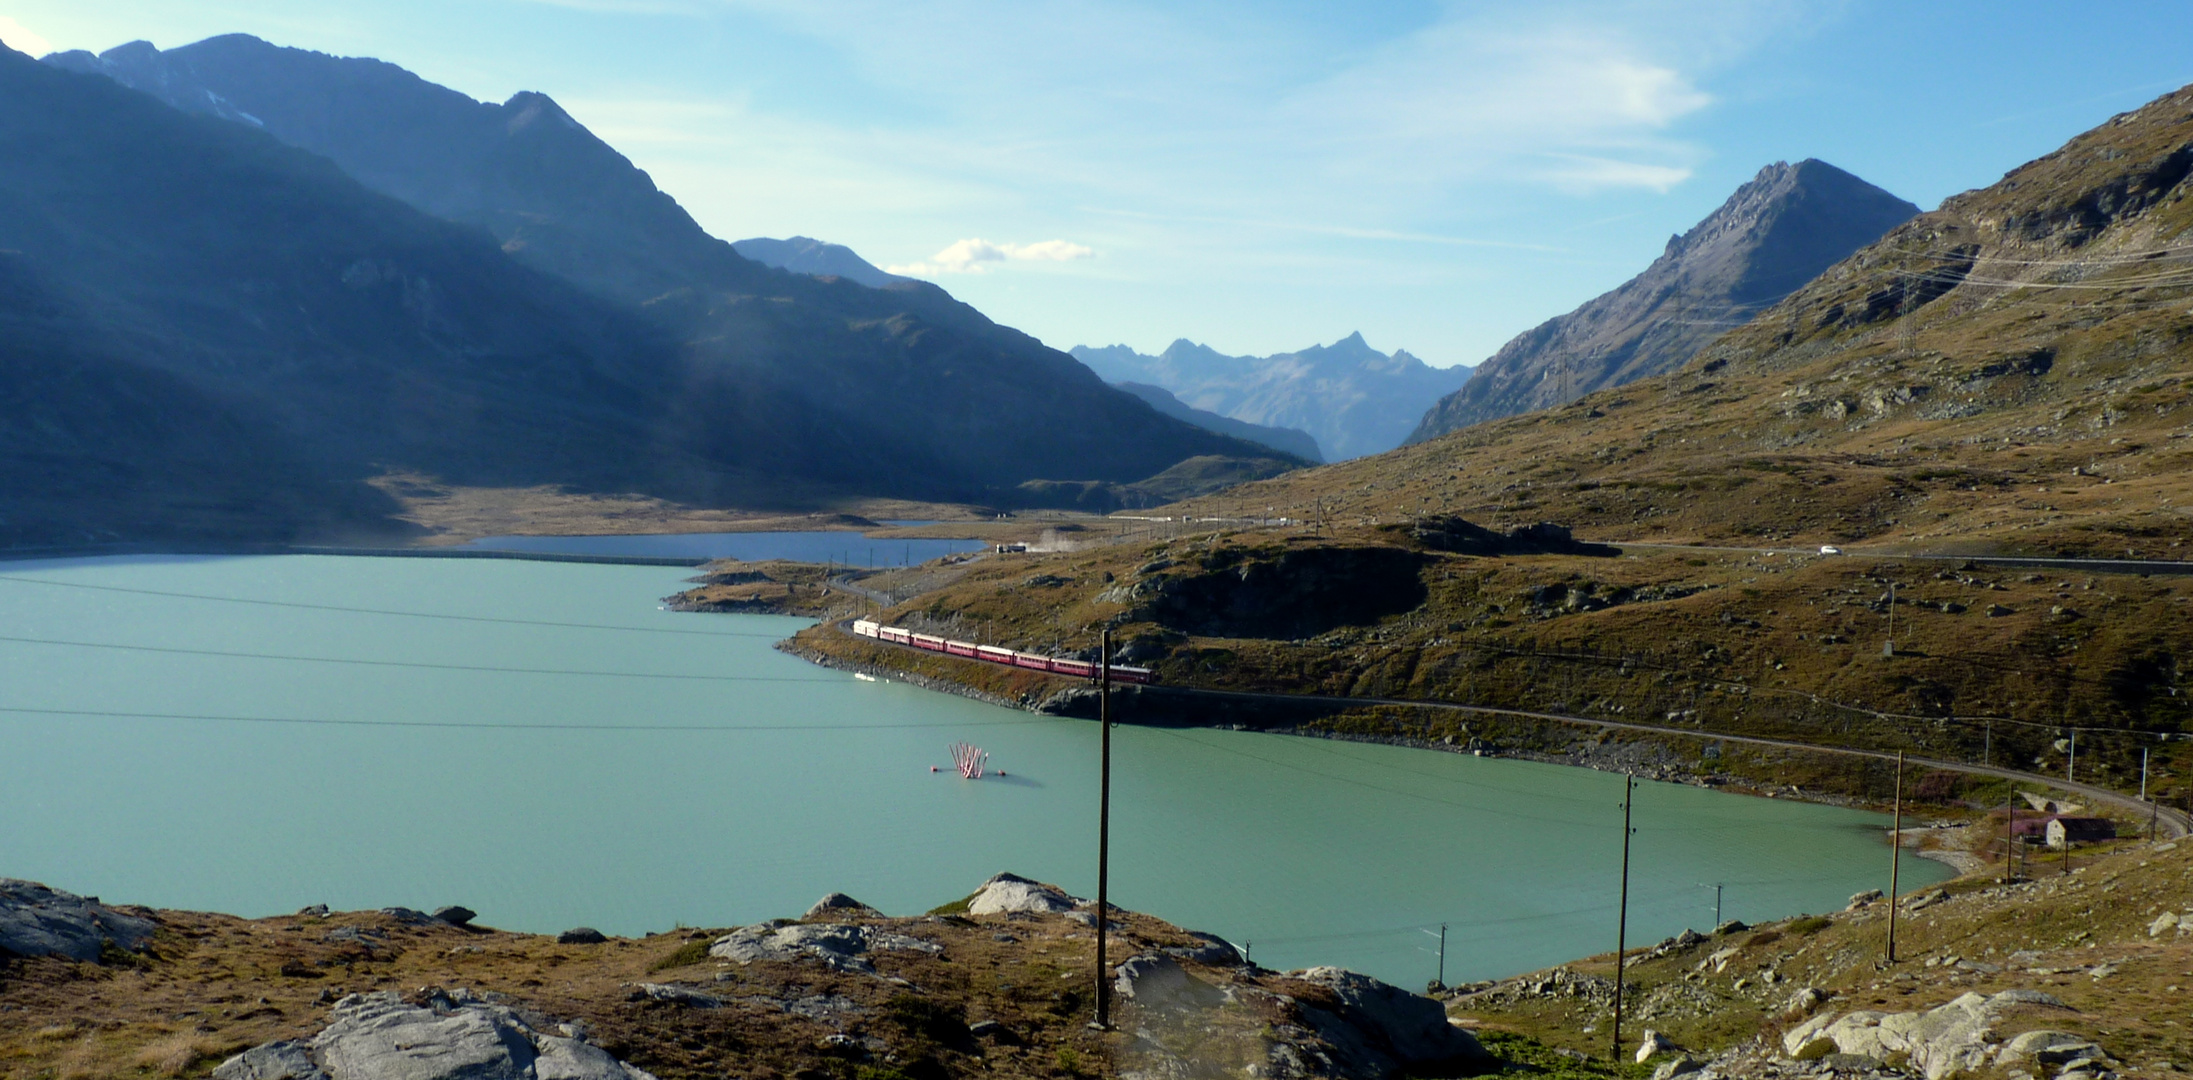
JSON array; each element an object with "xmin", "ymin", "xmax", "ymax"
[{"xmin": 0, "ymin": 555, "xmax": 1948, "ymax": 986}]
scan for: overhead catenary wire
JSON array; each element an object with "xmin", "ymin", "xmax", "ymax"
[
  {"xmin": 1242, "ymin": 864, "xmax": 1894, "ymax": 948},
  {"xmin": 0, "ymin": 704, "xmax": 1066, "ymax": 733},
  {"xmin": 0, "ymin": 632, "xmax": 842, "ymax": 683},
  {"xmin": 1149, "ymin": 728, "xmax": 1873, "ymax": 835},
  {"xmin": 0, "ymin": 574, "xmax": 790, "ymax": 638}
]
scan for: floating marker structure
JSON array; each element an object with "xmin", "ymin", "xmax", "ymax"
[{"xmin": 950, "ymin": 742, "xmax": 989, "ymax": 779}]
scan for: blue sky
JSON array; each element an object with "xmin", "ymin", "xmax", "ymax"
[{"xmin": 5, "ymin": 1, "xmax": 2190, "ymax": 367}]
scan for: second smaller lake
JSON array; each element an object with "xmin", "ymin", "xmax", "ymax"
[{"xmin": 465, "ymin": 528, "xmax": 988, "ymax": 565}]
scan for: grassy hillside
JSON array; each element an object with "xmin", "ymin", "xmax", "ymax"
[{"xmin": 773, "ymin": 85, "xmax": 2193, "ymax": 810}]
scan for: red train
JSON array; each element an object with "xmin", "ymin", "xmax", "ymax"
[{"xmin": 851, "ymin": 620, "xmax": 1154, "ymax": 684}]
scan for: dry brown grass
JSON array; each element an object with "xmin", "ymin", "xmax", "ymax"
[
  {"xmin": 0, "ymin": 892, "xmax": 1458, "ymax": 1080},
  {"xmin": 1450, "ymin": 832, "xmax": 2193, "ymax": 1075},
  {"xmin": 777, "ymin": 527, "xmax": 2193, "ymax": 808}
]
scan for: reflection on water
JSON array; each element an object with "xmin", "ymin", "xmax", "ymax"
[{"xmin": 0, "ymin": 555, "xmax": 1949, "ymax": 986}]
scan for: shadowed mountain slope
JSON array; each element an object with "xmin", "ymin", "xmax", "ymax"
[
  {"xmin": 45, "ymin": 35, "xmax": 1265, "ymax": 503},
  {"xmin": 1112, "ymin": 382, "xmax": 1324, "ymax": 462},
  {"xmin": 733, "ymin": 236, "xmax": 910, "ymax": 288},
  {"xmin": 1409, "ymin": 160, "xmax": 1918, "ymax": 441},
  {"xmin": 1073, "ymin": 333, "xmax": 1469, "ymax": 460},
  {"xmin": 0, "ymin": 47, "xmax": 718, "ymax": 544}
]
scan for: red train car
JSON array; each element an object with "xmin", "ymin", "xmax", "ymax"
[{"xmin": 858, "ymin": 621, "xmax": 1156, "ymax": 684}]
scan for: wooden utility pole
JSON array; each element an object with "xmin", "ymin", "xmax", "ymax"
[
  {"xmin": 1887, "ymin": 751, "xmax": 1904, "ymax": 964},
  {"xmin": 1612, "ymin": 774, "xmax": 1634, "ymax": 1062},
  {"xmin": 1093, "ymin": 627, "xmax": 1114, "ymax": 1030},
  {"xmin": 1884, "ymin": 582, "xmax": 1897, "ymax": 658}
]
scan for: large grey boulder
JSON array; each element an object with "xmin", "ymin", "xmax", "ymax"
[
  {"xmin": 627, "ymin": 983, "xmax": 724, "ymax": 1008},
  {"xmin": 533, "ymin": 1035, "xmax": 657, "ymax": 1080},
  {"xmin": 312, "ymin": 992, "xmax": 537, "ymax": 1080},
  {"xmin": 1636, "ymin": 1029, "xmax": 1682, "ymax": 1063},
  {"xmin": 212, "ymin": 1041, "xmax": 329, "ymax": 1080},
  {"xmin": 805, "ymin": 893, "xmax": 878, "ymax": 919},
  {"xmin": 1290, "ymin": 966, "xmax": 1492, "ymax": 1074},
  {"xmin": 709, "ymin": 922, "xmax": 940, "ymax": 974},
  {"xmin": 0, "ymin": 879, "xmax": 156, "ymax": 962},
  {"xmin": 964, "ymin": 873, "xmax": 1078, "ymax": 915},
  {"xmin": 215, "ymin": 990, "xmax": 659, "ymax": 1080},
  {"xmin": 1163, "ymin": 930, "xmax": 1243, "ymax": 967},
  {"xmin": 2001, "ymin": 1030, "xmax": 2091, "ymax": 1062},
  {"xmin": 1113, "ymin": 954, "xmax": 1225, "ymax": 1010},
  {"xmin": 1782, "ymin": 989, "xmax": 2081, "ymax": 1080}
]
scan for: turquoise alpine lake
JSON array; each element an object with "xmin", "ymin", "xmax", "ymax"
[{"xmin": 0, "ymin": 555, "xmax": 1949, "ymax": 987}]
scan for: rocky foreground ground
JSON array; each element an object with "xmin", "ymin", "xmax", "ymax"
[
  {"xmin": 0, "ymin": 873, "xmax": 1488, "ymax": 1080},
  {"xmin": 1438, "ymin": 831, "xmax": 2193, "ymax": 1080},
  {"xmin": 2, "ymin": 827, "xmax": 2186, "ymax": 1080}
]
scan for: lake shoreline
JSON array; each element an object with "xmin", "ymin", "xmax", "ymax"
[{"xmin": 781, "ymin": 617, "xmax": 2042, "ymax": 888}]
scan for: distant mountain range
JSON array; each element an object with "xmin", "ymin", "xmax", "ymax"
[
  {"xmin": 1409, "ymin": 159, "xmax": 1918, "ymax": 442},
  {"xmin": 16, "ymin": 36, "xmax": 1283, "ymax": 543},
  {"xmin": 1073, "ymin": 334, "xmax": 1470, "ymax": 461},
  {"xmin": 732, "ymin": 236, "xmax": 909, "ymax": 289}
]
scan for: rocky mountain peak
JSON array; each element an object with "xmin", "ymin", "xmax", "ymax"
[
  {"xmin": 1409, "ymin": 158, "xmax": 1918, "ymax": 442},
  {"xmin": 731, "ymin": 236, "xmax": 910, "ymax": 289},
  {"xmin": 502, "ymin": 90, "xmax": 581, "ymax": 132}
]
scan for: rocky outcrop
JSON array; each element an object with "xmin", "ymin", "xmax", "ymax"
[
  {"xmin": 964, "ymin": 872, "xmax": 1080, "ymax": 915},
  {"xmin": 1386, "ymin": 516, "xmax": 1618, "ymax": 558},
  {"xmin": 1290, "ymin": 966, "xmax": 1493, "ymax": 1075},
  {"xmin": 708, "ymin": 922, "xmax": 941, "ymax": 974},
  {"xmin": 1099, "ymin": 544, "xmax": 1430, "ymax": 639},
  {"xmin": 1109, "ymin": 952, "xmax": 1491, "ymax": 1080},
  {"xmin": 0, "ymin": 879, "xmax": 156, "ymax": 962},
  {"xmin": 805, "ymin": 892, "xmax": 880, "ymax": 919},
  {"xmin": 1114, "ymin": 954, "xmax": 1227, "ymax": 1010},
  {"xmin": 1780, "ymin": 989, "xmax": 2082, "ymax": 1080},
  {"xmin": 212, "ymin": 989, "xmax": 660, "ymax": 1080}
]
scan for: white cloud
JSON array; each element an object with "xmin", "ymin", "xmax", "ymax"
[
  {"xmin": 1538, "ymin": 155, "xmax": 1695, "ymax": 194},
  {"xmin": 887, "ymin": 237, "xmax": 1094, "ymax": 276},
  {"xmin": 0, "ymin": 16, "xmax": 53, "ymax": 58}
]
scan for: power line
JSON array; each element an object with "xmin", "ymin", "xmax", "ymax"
[
  {"xmin": 0, "ymin": 632, "xmax": 839, "ymax": 683},
  {"xmin": 0, "ymin": 705, "xmax": 1065, "ymax": 734},
  {"xmin": 0, "ymin": 574, "xmax": 788, "ymax": 638},
  {"xmin": 1150, "ymin": 728, "xmax": 1863, "ymax": 835}
]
